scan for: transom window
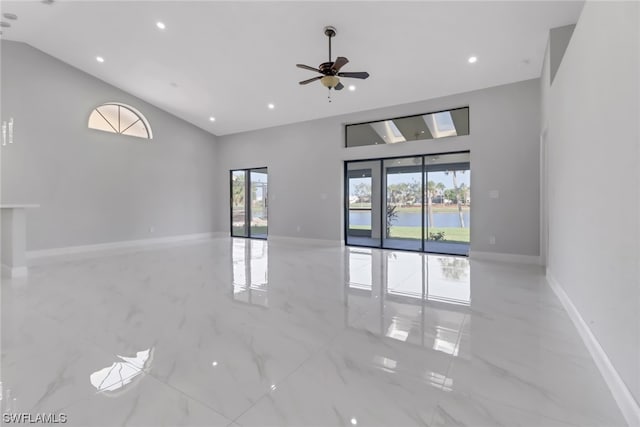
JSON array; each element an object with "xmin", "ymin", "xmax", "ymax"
[{"xmin": 88, "ymin": 103, "xmax": 152, "ymax": 139}]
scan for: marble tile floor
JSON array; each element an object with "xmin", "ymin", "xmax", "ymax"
[{"xmin": 0, "ymin": 237, "xmax": 625, "ymax": 426}]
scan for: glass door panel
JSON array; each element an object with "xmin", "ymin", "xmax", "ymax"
[
  {"xmin": 250, "ymin": 168, "xmax": 268, "ymax": 238},
  {"xmin": 424, "ymin": 153, "xmax": 470, "ymax": 256},
  {"xmin": 346, "ymin": 160, "xmax": 382, "ymax": 247},
  {"xmin": 231, "ymin": 170, "xmax": 248, "ymax": 237},
  {"xmin": 382, "ymin": 157, "xmax": 423, "ymax": 251}
]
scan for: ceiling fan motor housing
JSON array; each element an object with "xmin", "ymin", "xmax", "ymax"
[{"xmin": 319, "ymin": 62, "xmax": 337, "ymax": 75}]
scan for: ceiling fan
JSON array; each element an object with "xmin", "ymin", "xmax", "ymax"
[{"xmin": 296, "ymin": 26, "xmax": 370, "ymax": 92}]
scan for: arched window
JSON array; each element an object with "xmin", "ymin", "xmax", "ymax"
[{"xmin": 88, "ymin": 103, "xmax": 152, "ymax": 139}]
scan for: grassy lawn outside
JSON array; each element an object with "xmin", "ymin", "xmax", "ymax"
[
  {"xmin": 391, "ymin": 226, "xmax": 469, "ymax": 243},
  {"xmin": 349, "ymin": 225, "xmax": 469, "ymax": 243},
  {"xmin": 233, "ymin": 225, "xmax": 268, "ymax": 236},
  {"xmin": 394, "ymin": 206, "xmax": 470, "ymax": 214},
  {"xmin": 349, "ymin": 205, "xmax": 470, "ymax": 214}
]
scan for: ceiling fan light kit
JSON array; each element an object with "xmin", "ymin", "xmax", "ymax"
[
  {"xmin": 321, "ymin": 75, "xmax": 340, "ymax": 89},
  {"xmin": 296, "ymin": 26, "xmax": 369, "ymax": 100}
]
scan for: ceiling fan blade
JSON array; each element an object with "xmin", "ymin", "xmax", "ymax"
[
  {"xmin": 334, "ymin": 82, "xmax": 344, "ymax": 91},
  {"xmin": 296, "ymin": 64, "xmax": 321, "ymax": 73},
  {"xmin": 337, "ymin": 71, "xmax": 370, "ymax": 79},
  {"xmin": 331, "ymin": 57, "xmax": 349, "ymax": 72},
  {"xmin": 299, "ymin": 76, "xmax": 323, "ymax": 85}
]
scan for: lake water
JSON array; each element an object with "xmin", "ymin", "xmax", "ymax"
[{"xmin": 350, "ymin": 211, "xmax": 470, "ymax": 228}]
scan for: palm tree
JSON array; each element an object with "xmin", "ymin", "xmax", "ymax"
[
  {"xmin": 459, "ymin": 183, "xmax": 469, "ymax": 206},
  {"xmin": 426, "ymin": 180, "xmax": 436, "ymax": 226},
  {"xmin": 446, "ymin": 170, "xmax": 466, "ymax": 228},
  {"xmin": 436, "ymin": 182, "xmax": 446, "ymax": 205}
]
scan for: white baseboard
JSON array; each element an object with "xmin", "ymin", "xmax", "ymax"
[
  {"xmin": 27, "ymin": 232, "xmax": 219, "ymax": 261},
  {"xmin": 1, "ymin": 264, "xmax": 28, "ymax": 278},
  {"xmin": 547, "ymin": 269, "xmax": 640, "ymax": 427},
  {"xmin": 469, "ymin": 250, "xmax": 541, "ymax": 265}
]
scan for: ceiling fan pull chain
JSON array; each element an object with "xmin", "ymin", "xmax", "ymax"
[{"xmin": 328, "ymin": 88, "xmax": 332, "ymax": 103}]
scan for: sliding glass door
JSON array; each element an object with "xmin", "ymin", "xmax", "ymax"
[
  {"xmin": 383, "ymin": 157, "xmax": 423, "ymax": 251},
  {"xmin": 424, "ymin": 154, "xmax": 470, "ymax": 255},
  {"xmin": 230, "ymin": 168, "xmax": 268, "ymax": 239},
  {"xmin": 345, "ymin": 152, "xmax": 470, "ymax": 256}
]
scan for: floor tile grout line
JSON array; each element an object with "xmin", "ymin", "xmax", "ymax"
[
  {"xmin": 0, "ymin": 310, "xmax": 142, "ymax": 415},
  {"xmin": 139, "ymin": 300, "xmax": 368, "ymax": 426},
  {"xmin": 227, "ymin": 309, "xmax": 368, "ymax": 425},
  {"xmin": 427, "ymin": 310, "xmax": 625, "ymax": 427},
  {"xmin": 476, "ymin": 385, "xmax": 623, "ymax": 427},
  {"xmin": 4, "ymin": 277, "xmax": 361, "ymax": 421},
  {"xmin": 140, "ymin": 371, "xmax": 236, "ymax": 425},
  {"xmin": 54, "ymin": 367, "xmax": 149, "ymax": 414}
]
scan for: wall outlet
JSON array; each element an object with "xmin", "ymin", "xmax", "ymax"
[
  {"xmin": 296, "ymin": 226, "xmax": 301, "ymax": 232},
  {"xmin": 489, "ymin": 190, "xmax": 500, "ymax": 199},
  {"xmin": 489, "ymin": 235, "xmax": 496, "ymax": 245},
  {"xmin": 149, "ymin": 226, "xmax": 155, "ymax": 233}
]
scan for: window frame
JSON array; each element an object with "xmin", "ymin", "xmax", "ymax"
[{"xmin": 88, "ymin": 102, "xmax": 153, "ymax": 139}]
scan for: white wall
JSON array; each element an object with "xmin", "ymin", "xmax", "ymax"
[
  {"xmin": 542, "ymin": 1, "xmax": 640, "ymax": 403},
  {"xmin": 216, "ymin": 79, "xmax": 541, "ymax": 257},
  {"xmin": 0, "ymin": 41, "xmax": 218, "ymax": 251}
]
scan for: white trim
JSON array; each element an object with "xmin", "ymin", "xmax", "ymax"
[
  {"xmin": 1, "ymin": 264, "xmax": 28, "ymax": 278},
  {"xmin": 0, "ymin": 204, "xmax": 40, "ymax": 209},
  {"xmin": 547, "ymin": 269, "xmax": 640, "ymax": 427},
  {"xmin": 27, "ymin": 232, "xmax": 219, "ymax": 261},
  {"xmin": 469, "ymin": 250, "xmax": 541, "ymax": 265},
  {"xmin": 267, "ymin": 235, "xmax": 341, "ymax": 247}
]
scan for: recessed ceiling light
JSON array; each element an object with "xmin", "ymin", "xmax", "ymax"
[
  {"xmin": 212, "ymin": 361, "xmax": 218, "ymax": 367},
  {"xmin": 209, "ymin": 116, "xmax": 216, "ymax": 122},
  {"xmin": 267, "ymin": 103, "xmax": 275, "ymax": 109},
  {"xmin": 96, "ymin": 56, "xmax": 105, "ymax": 63},
  {"xmin": 468, "ymin": 56, "xmax": 478, "ymax": 64},
  {"xmin": 351, "ymin": 418, "xmax": 358, "ymax": 425},
  {"xmin": 156, "ymin": 22, "xmax": 166, "ymax": 30},
  {"xmin": 348, "ymin": 85, "xmax": 356, "ymax": 91}
]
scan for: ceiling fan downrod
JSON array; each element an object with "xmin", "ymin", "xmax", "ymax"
[{"xmin": 324, "ymin": 26, "xmax": 336, "ymax": 62}]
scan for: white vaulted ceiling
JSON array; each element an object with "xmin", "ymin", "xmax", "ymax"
[{"xmin": 0, "ymin": 1, "xmax": 583, "ymax": 135}]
